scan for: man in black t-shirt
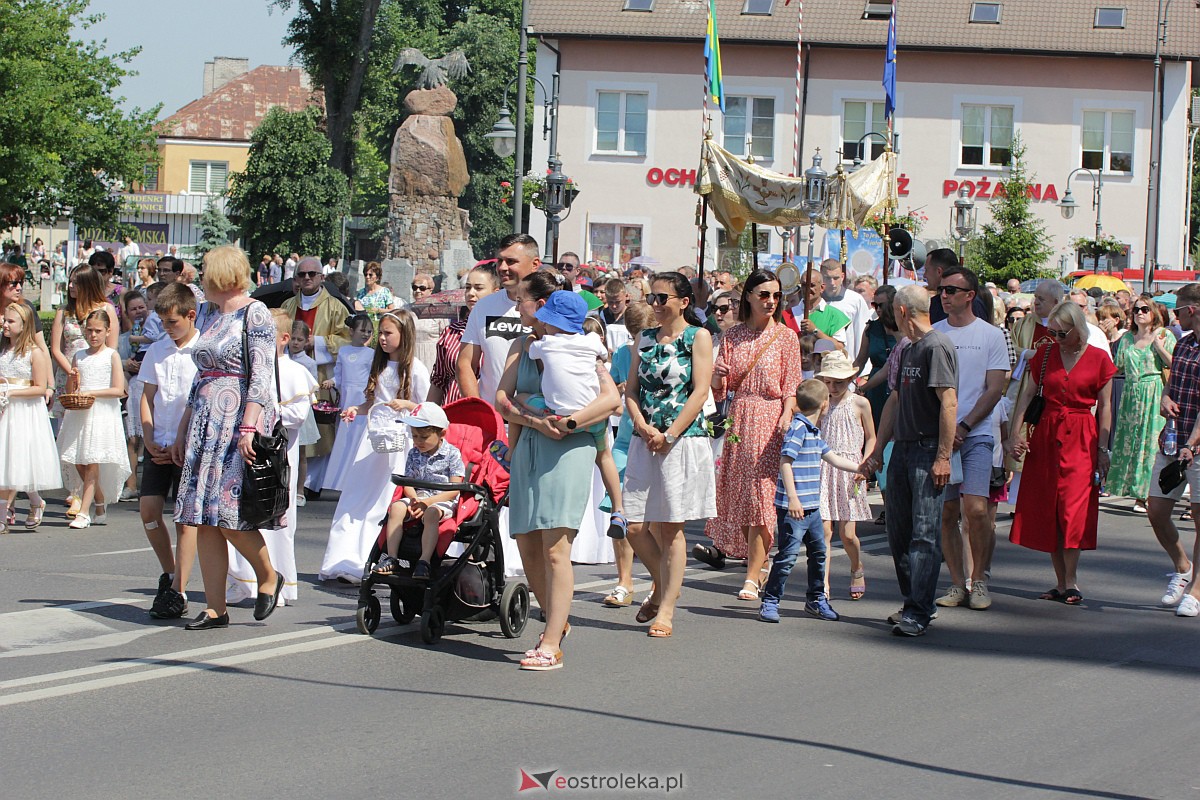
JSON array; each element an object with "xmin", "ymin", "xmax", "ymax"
[{"xmin": 861, "ymin": 284, "xmax": 958, "ymax": 636}]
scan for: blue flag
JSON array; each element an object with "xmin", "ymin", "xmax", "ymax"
[
  {"xmin": 882, "ymin": 0, "xmax": 897, "ymax": 120},
  {"xmin": 705, "ymin": 0, "xmax": 725, "ymax": 113}
]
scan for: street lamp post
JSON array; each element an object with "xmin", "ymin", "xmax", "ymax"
[
  {"xmin": 1058, "ymin": 167, "xmax": 1104, "ymax": 271},
  {"xmin": 850, "ymin": 131, "xmax": 898, "ymax": 172},
  {"xmin": 1143, "ymin": 0, "xmax": 1172, "ymax": 293},
  {"xmin": 950, "ymin": 186, "xmax": 977, "ymax": 264},
  {"xmin": 801, "ymin": 150, "xmax": 828, "ymax": 322}
]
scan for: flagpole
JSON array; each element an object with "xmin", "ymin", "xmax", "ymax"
[{"xmin": 791, "ymin": 0, "xmax": 803, "ymax": 178}]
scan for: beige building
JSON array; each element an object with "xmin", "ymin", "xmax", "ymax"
[
  {"xmin": 69, "ymin": 57, "xmax": 321, "ymax": 257},
  {"xmin": 526, "ymin": 0, "xmax": 1200, "ymax": 274}
]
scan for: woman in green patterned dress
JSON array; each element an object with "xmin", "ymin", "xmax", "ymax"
[{"xmin": 1107, "ymin": 298, "xmax": 1175, "ymax": 511}]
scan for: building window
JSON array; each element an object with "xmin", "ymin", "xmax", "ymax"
[
  {"xmin": 743, "ymin": 0, "xmax": 774, "ymax": 14},
  {"xmin": 1082, "ymin": 110, "xmax": 1134, "ymax": 172},
  {"xmin": 842, "ymin": 100, "xmax": 887, "ymax": 162},
  {"xmin": 189, "ymin": 160, "xmax": 228, "ymax": 193},
  {"xmin": 724, "ymin": 97, "xmax": 775, "ymax": 160},
  {"xmin": 969, "ymin": 2, "xmax": 1001, "ymax": 23},
  {"xmin": 595, "ymin": 91, "xmax": 648, "ymax": 156},
  {"xmin": 1094, "ymin": 7, "xmax": 1126, "ymax": 28},
  {"xmin": 961, "ymin": 105, "xmax": 1013, "ymax": 166},
  {"xmin": 141, "ymin": 163, "xmax": 159, "ymax": 191},
  {"xmin": 589, "ymin": 224, "xmax": 643, "ymax": 269},
  {"xmin": 623, "ymin": 0, "xmax": 654, "ymax": 10},
  {"xmin": 863, "ymin": 1, "xmax": 893, "ymax": 20}
]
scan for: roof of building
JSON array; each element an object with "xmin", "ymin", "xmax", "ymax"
[
  {"xmin": 160, "ymin": 65, "xmax": 323, "ymax": 142},
  {"xmin": 529, "ymin": 0, "xmax": 1200, "ymax": 60}
]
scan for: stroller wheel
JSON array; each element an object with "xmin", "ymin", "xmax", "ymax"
[
  {"xmin": 356, "ymin": 595, "xmax": 381, "ymax": 635},
  {"xmin": 420, "ymin": 606, "xmax": 445, "ymax": 645},
  {"xmin": 390, "ymin": 590, "xmax": 416, "ymax": 625},
  {"xmin": 499, "ymin": 581, "xmax": 530, "ymax": 639}
]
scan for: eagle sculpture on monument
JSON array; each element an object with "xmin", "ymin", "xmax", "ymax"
[{"xmin": 392, "ymin": 48, "xmax": 471, "ymax": 89}]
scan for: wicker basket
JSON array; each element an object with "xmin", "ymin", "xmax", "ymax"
[
  {"xmin": 367, "ymin": 404, "xmax": 409, "ymax": 454},
  {"xmin": 59, "ymin": 392, "xmax": 95, "ymax": 411},
  {"xmin": 312, "ymin": 386, "xmax": 340, "ymax": 425},
  {"xmin": 59, "ymin": 371, "xmax": 94, "ymax": 410}
]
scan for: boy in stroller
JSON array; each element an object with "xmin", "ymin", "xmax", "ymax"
[{"xmin": 373, "ymin": 402, "xmax": 465, "ymax": 580}]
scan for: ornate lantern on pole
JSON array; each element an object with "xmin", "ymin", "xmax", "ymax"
[
  {"xmin": 801, "ymin": 150, "xmax": 828, "ymax": 321},
  {"xmin": 951, "ymin": 186, "xmax": 977, "ymax": 264}
]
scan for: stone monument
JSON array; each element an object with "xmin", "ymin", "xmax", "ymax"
[{"xmin": 380, "ymin": 49, "xmax": 476, "ymax": 278}]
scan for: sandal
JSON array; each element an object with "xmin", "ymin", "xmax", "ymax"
[
  {"xmin": 24, "ymin": 502, "xmax": 46, "ymax": 530},
  {"xmin": 4, "ymin": 506, "xmax": 13, "ymax": 527},
  {"xmin": 488, "ymin": 441, "xmax": 511, "ymax": 470},
  {"xmin": 65, "ymin": 496, "xmax": 81, "ymax": 518},
  {"xmin": 647, "ymin": 622, "xmax": 672, "ymax": 638},
  {"xmin": 606, "ymin": 510, "xmax": 628, "ymax": 540},
  {"xmin": 691, "ymin": 543, "xmax": 726, "ymax": 570},
  {"xmin": 849, "ymin": 569, "xmax": 866, "ymax": 601},
  {"xmin": 737, "ymin": 580, "xmax": 760, "ymax": 601},
  {"xmin": 1039, "ymin": 588, "xmax": 1067, "ymax": 601},
  {"xmin": 875, "ymin": 509, "xmax": 886, "ymax": 525},
  {"xmin": 518, "ymin": 648, "xmax": 563, "ymax": 671},
  {"xmin": 1063, "ymin": 588, "xmax": 1083, "ymax": 606},
  {"xmin": 533, "ymin": 623, "xmax": 571, "ymax": 652},
  {"xmin": 373, "ymin": 554, "xmax": 399, "ymax": 575},
  {"xmin": 603, "ymin": 585, "xmax": 634, "ymax": 607},
  {"xmin": 635, "ymin": 598, "xmax": 659, "ymax": 624},
  {"xmin": 68, "ymin": 513, "xmax": 92, "ymax": 530}
]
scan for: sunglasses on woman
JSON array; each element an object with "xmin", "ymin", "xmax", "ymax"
[
  {"xmin": 713, "ymin": 304, "xmax": 733, "ymax": 314},
  {"xmin": 1133, "ymin": 305, "xmax": 1152, "ymax": 314},
  {"xmin": 757, "ymin": 291, "xmax": 783, "ymax": 301},
  {"xmin": 3, "ymin": 280, "xmax": 21, "ymax": 289},
  {"xmin": 647, "ymin": 293, "xmax": 677, "ymax": 306},
  {"xmin": 1046, "ymin": 328, "xmax": 1072, "ymax": 340},
  {"xmin": 412, "ymin": 284, "xmax": 431, "ymax": 292}
]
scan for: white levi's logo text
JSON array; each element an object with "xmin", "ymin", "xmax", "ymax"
[{"xmin": 485, "ymin": 316, "xmax": 531, "ymax": 340}]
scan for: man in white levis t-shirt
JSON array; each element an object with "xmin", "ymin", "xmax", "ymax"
[
  {"xmin": 931, "ymin": 265, "xmax": 1010, "ymax": 613},
  {"xmin": 457, "ymin": 233, "xmax": 540, "ymax": 404}
]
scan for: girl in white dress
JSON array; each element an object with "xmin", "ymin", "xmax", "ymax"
[
  {"xmin": 321, "ymin": 313, "xmax": 375, "ymax": 491},
  {"xmin": 56, "ymin": 309, "xmax": 129, "ymax": 529},
  {"xmin": 0, "ymin": 302, "xmax": 61, "ymax": 531},
  {"xmin": 319, "ymin": 310, "xmax": 429, "ymax": 582}
]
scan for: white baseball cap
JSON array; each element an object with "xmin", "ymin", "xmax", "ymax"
[{"xmin": 398, "ymin": 402, "xmax": 450, "ymax": 430}]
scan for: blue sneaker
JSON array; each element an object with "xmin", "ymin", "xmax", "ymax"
[
  {"xmin": 805, "ymin": 598, "xmax": 840, "ymax": 621},
  {"xmin": 758, "ymin": 601, "xmax": 780, "ymax": 623}
]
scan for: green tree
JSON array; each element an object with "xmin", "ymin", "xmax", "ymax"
[
  {"xmin": 0, "ymin": 0, "xmax": 158, "ymax": 227},
  {"xmin": 194, "ymin": 199, "xmax": 237, "ymax": 258},
  {"xmin": 227, "ymin": 106, "xmax": 349, "ymax": 258},
  {"xmin": 972, "ymin": 135, "xmax": 1055, "ymax": 283},
  {"xmin": 277, "ymin": 0, "xmax": 525, "ymax": 258}
]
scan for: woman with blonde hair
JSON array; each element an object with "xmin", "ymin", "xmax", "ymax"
[
  {"xmin": 170, "ymin": 245, "xmax": 284, "ymax": 629},
  {"xmin": 1007, "ymin": 300, "xmax": 1114, "ymax": 605}
]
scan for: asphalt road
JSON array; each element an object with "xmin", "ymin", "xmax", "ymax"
[{"xmin": 1, "ymin": 490, "xmax": 1198, "ymax": 800}]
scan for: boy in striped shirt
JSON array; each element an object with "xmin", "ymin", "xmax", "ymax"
[{"xmin": 761, "ymin": 379, "xmax": 865, "ymax": 624}]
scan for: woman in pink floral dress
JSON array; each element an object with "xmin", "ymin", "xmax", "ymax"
[{"xmin": 703, "ymin": 270, "xmax": 803, "ymax": 600}]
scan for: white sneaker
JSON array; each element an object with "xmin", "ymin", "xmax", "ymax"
[
  {"xmin": 968, "ymin": 580, "xmax": 992, "ymax": 610},
  {"xmin": 1161, "ymin": 569, "xmax": 1193, "ymax": 607},
  {"xmin": 1175, "ymin": 594, "xmax": 1200, "ymax": 617}
]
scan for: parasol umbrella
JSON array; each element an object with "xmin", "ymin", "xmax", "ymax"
[
  {"xmin": 250, "ymin": 277, "xmax": 355, "ymax": 313},
  {"xmin": 408, "ymin": 288, "xmax": 465, "ymax": 320},
  {"xmin": 1155, "ymin": 293, "xmax": 1178, "ymax": 309},
  {"xmin": 1073, "ymin": 274, "xmax": 1130, "ymax": 293}
]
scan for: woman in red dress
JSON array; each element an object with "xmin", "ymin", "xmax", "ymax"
[
  {"xmin": 1008, "ymin": 301, "xmax": 1114, "ymax": 605},
  {"xmin": 703, "ymin": 270, "xmax": 803, "ymax": 601}
]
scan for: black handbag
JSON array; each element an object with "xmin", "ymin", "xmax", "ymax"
[
  {"xmin": 1023, "ymin": 342, "xmax": 1051, "ymax": 426},
  {"xmin": 239, "ymin": 323, "xmax": 290, "ymax": 529}
]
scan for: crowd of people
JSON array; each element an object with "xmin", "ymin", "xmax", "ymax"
[{"xmin": 3, "ymin": 233, "xmax": 1200, "ymax": 668}]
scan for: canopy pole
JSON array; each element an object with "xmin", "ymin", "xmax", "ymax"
[{"xmin": 697, "ymin": 196, "xmax": 709, "ymax": 281}]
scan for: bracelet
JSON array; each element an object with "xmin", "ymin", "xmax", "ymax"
[{"xmin": 238, "ymin": 425, "xmax": 257, "ymax": 434}]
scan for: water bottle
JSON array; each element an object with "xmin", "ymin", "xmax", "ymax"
[{"xmin": 1164, "ymin": 419, "xmax": 1178, "ymax": 456}]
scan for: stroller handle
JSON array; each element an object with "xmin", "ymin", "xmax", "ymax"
[{"xmin": 390, "ymin": 475, "xmax": 488, "ymax": 498}]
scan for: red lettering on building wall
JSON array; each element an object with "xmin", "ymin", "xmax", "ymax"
[
  {"xmin": 646, "ymin": 167, "xmax": 697, "ymax": 187},
  {"xmin": 1041, "ymin": 184, "xmax": 1058, "ymax": 202},
  {"xmin": 897, "ymin": 174, "xmax": 910, "ymax": 196},
  {"xmin": 942, "ymin": 178, "xmax": 1057, "ymax": 202}
]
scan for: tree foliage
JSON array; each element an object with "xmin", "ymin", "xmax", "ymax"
[
  {"xmin": 972, "ymin": 136, "xmax": 1056, "ymax": 283},
  {"xmin": 194, "ymin": 200, "xmax": 237, "ymax": 258},
  {"xmin": 0, "ymin": 0, "xmax": 158, "ymax": 227},
  {"xmin": 277, "ymin": 0, "xmax": 525, "ymax": 258},
  {"xmin": 227, "ymin": 106, "xmax": 349, "ymax": 258}
]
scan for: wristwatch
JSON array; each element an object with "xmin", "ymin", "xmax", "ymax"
[
  {"xmin": 565, "ymin": 417, "xmax": 577, "ymax": 430},
  {"xmin": 664, "ymin": 433, "xmax": 678, "ymax": 445}
]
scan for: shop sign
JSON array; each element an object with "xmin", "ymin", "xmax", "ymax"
[{"xmin": 942, "ymin": 178, "xmax": 1059, "ymax": 202}]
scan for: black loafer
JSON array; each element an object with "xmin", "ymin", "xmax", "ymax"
[
  {"xmin": 184, "ymin": 611, "xmax": 230, "ymax": 630},
  {"xmin": 253, "ymin": 571, "xmax": 285, "ymax": 621}
]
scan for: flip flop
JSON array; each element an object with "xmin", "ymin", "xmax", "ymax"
[
  {"xmin": 647, "ymin": 622, "xmax": 672, "ymax": 638},
  {"xmin": 635, "ymin": 599, "xmax": 659, "ymax": 624},
  {"xmin": 1063, "ymin": 589, "xmax": 1083, "ymax": 606},
  {"xmin": 1039, "ymin": 588, "xmax": 1067, "ymax": 601}
]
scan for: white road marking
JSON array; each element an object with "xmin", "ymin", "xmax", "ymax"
[{"xmin": 73, "ymin": 547, "xmax": 155, "ymax": 557}]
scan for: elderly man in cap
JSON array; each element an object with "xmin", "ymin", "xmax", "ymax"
[{"xmin": 283, "ymin": 256, "xmax": 351, "ymax": 495}]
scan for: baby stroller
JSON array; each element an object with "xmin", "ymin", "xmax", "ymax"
[{"xmin": 354, "ymin": 397, "xmax": 529, "ymax": 644}]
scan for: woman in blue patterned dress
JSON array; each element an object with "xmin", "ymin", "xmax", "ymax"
[
  {"xmin": 171, "ymin": 246, "xmax": 283, "ymax": 630},
  {"xmin": 355, "ymin": 262, "xmax": 395, "ymax": 314}
]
